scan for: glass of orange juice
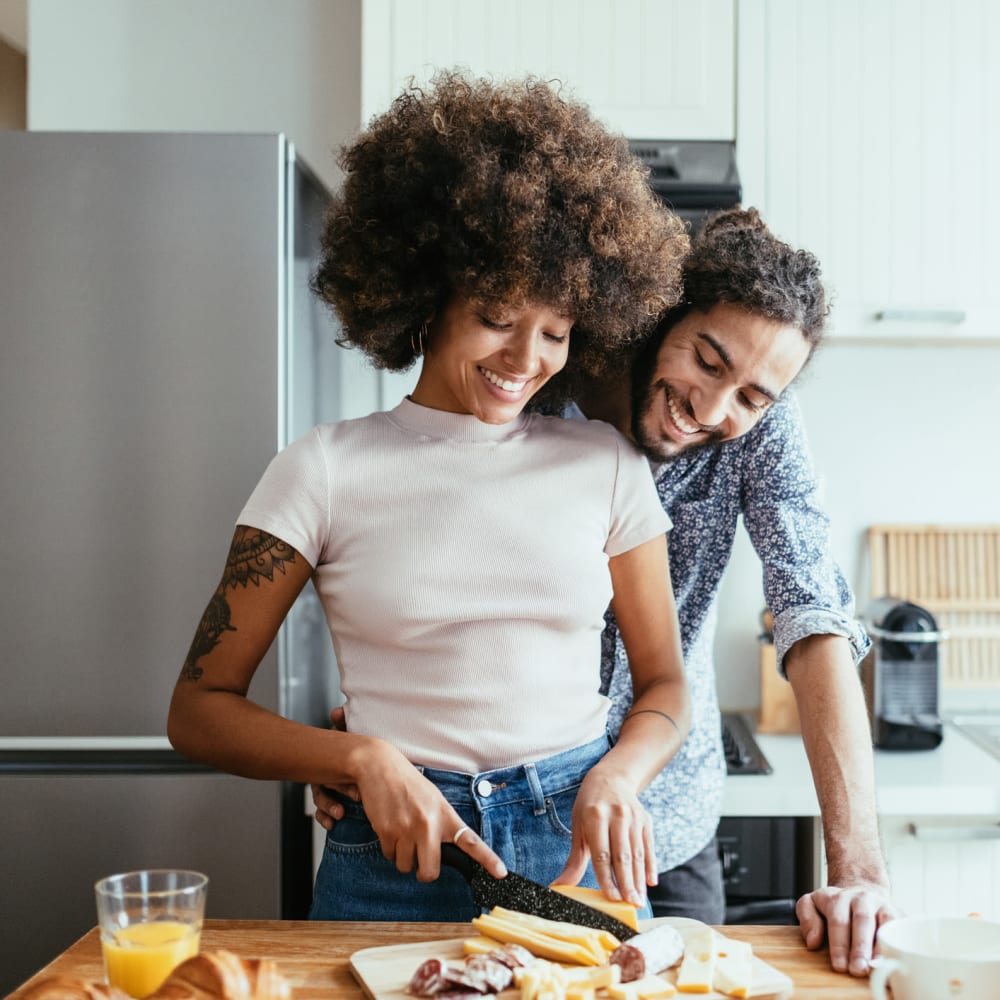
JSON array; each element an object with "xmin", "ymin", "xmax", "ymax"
[{"xmin": 95, "ymin": 869, "xmax": 209, "ymax": 998}]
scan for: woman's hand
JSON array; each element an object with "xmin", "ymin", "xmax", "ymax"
[
  {"xmin": 552, "ymin": 763, "xmax": 655, "ymax": 906},
  {"xmin": 548, "ymin": 534, "xmax": 690, "ymax": 906},
  {"xmin": 349, "ymin": 738, "xmax": 507, "ymax": 882}
]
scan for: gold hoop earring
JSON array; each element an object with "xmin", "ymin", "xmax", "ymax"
[{"xmin": 411, "ymin": 321, "xmax": 428, "ymax": 357}]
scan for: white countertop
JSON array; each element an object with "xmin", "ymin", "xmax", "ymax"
[{"xmin": 722, "ymin": 721, "xmax": 1000, "ymax": 818}]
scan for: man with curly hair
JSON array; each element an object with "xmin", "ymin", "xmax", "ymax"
[
  {"xmin": 573, "ymin": 207, "xmax": 896, "ymax": 978},
  {"xmin": 169, "ymin": 71, "xmax": 696, "ymax": 923}
]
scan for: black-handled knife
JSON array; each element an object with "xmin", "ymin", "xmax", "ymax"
[{"xmin": 440, "ymin": 842, "xmax": 638, "ymax": 940}]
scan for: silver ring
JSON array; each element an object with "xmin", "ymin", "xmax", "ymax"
[{"xmin": 452, "ymin": 825, "xmax": 471, "ymax": 846}]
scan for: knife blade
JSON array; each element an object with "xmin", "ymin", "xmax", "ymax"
[{"xmin": 440, "ymin": 843, "xmax": 638, "ymax": 940}]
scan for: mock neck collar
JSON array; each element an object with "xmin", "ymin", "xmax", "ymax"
[{"xmin": 387, "ymin": 396, "xmax": 529, "ymax": 443}]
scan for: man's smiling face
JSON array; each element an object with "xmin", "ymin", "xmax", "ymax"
[{"xmin": 631, "ymin": 302, "xmax": 812, "ymax": 462}]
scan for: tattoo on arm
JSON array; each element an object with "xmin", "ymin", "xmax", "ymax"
[
  {"xmin": 223, "ymin": 527, "xmax": 297, "ymax": 590},
  {"xmin": 180, "ymin": 528, "xmax": 297, "ymax": 682},
  {"xmin": 181, "ymin": 592, "xmax": 236, "ymax": 680}
]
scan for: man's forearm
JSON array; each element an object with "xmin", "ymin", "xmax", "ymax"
[{"xmin": 785, "ymin": 634, "xmax": 890, "ymax": 889}]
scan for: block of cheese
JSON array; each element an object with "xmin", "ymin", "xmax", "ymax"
[
  {"xmin": 711, "ymin": 935, "xmax": 753, "ymax": 999},
  {"xmin": 675, "ymin": 927, "xmax": 715, "ymax": 994},
  {"xmin": 549, "ymin": 885, "xmax": 641, "ymax": 932}
]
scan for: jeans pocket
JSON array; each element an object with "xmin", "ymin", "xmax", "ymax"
[
  {"xmin": 543, "ymin": 784, "xmax": 580, "ymax": 838},
  {"xmin": 323, "ymin": 803, "xmax": 381, "ymax": 855}
]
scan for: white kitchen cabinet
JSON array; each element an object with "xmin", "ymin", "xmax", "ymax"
[
  {"xmin": 736, "ymin": 0, "xmax": 1000, "ymax": 340},
  {"xmin": 880, "ymin": 816, "xmax": 1000, "ymax": 918},
  {"xmin": 361, "ymin": 0, "xmax": 734, "ymax": 138}
]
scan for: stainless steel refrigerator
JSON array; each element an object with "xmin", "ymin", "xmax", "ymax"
[{"xmin": 0, "ymin": 131, "xmax": 361, "ymax": 993}]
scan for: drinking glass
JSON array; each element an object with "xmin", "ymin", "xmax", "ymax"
[{"xmin": 95, "ymin": 869, "xmax": 208, "ymax": 998}]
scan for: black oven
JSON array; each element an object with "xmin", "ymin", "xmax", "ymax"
[
  {"xmin": 717, "ymin": 815, "xmax": 815, "ymax": 925},
  {"xmin": 718, "ymin": 714, "xmax": 814, "ymax": 925}
]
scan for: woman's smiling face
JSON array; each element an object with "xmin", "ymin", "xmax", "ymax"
[
  {"xmin": 632, "ymin": 302, "xmax": 811, "ymax": 461},
  {"xmin": 410, "ymin": 294, "xmax": 573, "ymax": 425}
]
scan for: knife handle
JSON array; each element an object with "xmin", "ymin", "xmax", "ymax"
[{"xmin": 440, "ymin": 841, "xmax": 478, "ymax": 883}]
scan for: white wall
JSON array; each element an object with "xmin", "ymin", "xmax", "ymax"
[
  {"xmin": 713, "ymin": 340, "xmax": 1000, "ymax": 710},
  {"xmin": 26, "ymin": 0, "xmax": 362, "ymax": 192}
]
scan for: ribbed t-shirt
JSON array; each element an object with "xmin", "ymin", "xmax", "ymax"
[{"xmin": 239, "ymin": 397, "xmax": 670, "ymax": 773}]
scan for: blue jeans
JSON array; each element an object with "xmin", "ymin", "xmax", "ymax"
[{"xmin": 310, "ymin": 733, "xmax": 632, "ymax": 921}]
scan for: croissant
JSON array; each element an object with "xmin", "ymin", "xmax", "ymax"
[
  {"xmin": 19, "ymin": 951, "xmax": 292, "ymax": 1000},
  {"xmin": 154, "ymin": 951, "xmax": 291, "ymax": 1000},
  {"xmin": 18, "ymin": 979, "xmax": 130, "ymax": 1000}
]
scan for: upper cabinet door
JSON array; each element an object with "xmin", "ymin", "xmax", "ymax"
[
  {"xmin": 361, "ymin": 0, "xmax": 735, "ymax": 139},
  {"xmin": 737, "ymin": 0, "xmax": 1000, "ymax": 340}
]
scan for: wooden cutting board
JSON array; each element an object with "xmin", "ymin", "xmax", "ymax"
[{"xmin": 350, "ymin": 918, "xmax": 794, "ymax": 1000}]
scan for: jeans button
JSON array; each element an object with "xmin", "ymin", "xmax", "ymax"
[{"xmin": 476, "ymin": 778, "xmax": 493, "ymax": 797}]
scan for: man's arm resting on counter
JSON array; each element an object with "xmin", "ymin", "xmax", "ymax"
[{"xmin": 785, "ymin": 633, "xmax": 899, "ymax": 977}]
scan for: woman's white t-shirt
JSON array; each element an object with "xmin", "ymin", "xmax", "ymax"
[{"xmin": 239, "ymin": 397, "xmax": 670, "ymax": 773}]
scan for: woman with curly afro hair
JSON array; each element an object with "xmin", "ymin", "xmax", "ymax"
[
  {"xmin": 314, "ymin": 70, "xmax": 688, "ymax": 399},
  {"xmin": 168, "ymin": 70, "xmax": 692, "ymax": 923}
]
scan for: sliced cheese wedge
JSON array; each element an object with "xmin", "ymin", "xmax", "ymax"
[
  {"xmin": 462, "ymin": 934, "xmax": 505, "ymax": 956},
  {"xmin": 607, "ymin": 974, "xmax": 677, "ymax": 999},
  {"xmin": 563, "ymin": 965, "xmax": 622, "ymax": 989},
  {"xmin": 472, "ymin": 914, "xmax": 600, "ymax": 966},
  {"xmin": 488, "ymin": 905, "xmax": 617, "ymax": 960},
  {"xmin": 675, "ymin": 927, "xmax": 715, "ymax": 994},
  {"xmin": 550, "ymin": 885, "xmax": 641, "ymax": 932},
  {"xmin": 712, "ymin": 935, "xmax": 753, "ymax": 999}
]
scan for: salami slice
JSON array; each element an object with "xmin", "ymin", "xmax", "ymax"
[
  {"xmin": 407, "ymin": 957, "xmax": 453, "ymax": 996},
  {"xmin": 491, "ymin": 944, "xmax": 535, "ymax": 969},
  {"xmin": 609, "ymin": 924, "xmax": 685, "ymax": 982},
  {"xmin": 463, "ymin": 956, "xmax": 514, "ymax": 993}
]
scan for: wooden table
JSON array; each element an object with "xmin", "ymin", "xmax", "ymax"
[{"xmin": 8, "ymin": 920, "xmax": 872, "ymax": 999}]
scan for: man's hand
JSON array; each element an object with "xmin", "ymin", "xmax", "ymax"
[
  {"xmin": 312, "ymin": 783, "xmax": 347, "ymax": 830},
  {"xmin": 796, "ymin": 882, "xmax": 899, "ymax": 976}
]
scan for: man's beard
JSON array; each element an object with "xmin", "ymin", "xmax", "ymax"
[{"xmin": 630, "ymin": 354, "xmax": 723, "ymax": 463}]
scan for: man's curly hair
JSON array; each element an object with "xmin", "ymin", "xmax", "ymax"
[
  {"xmin": 312, "ymin": 70, "xmax": 689, "ymax": 397},
  {"xmin": 679, "ymin": 206, "xmax": 829, "ymax": 359}
]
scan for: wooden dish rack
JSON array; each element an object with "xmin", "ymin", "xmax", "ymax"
[{"xmin": 868, "ymin": 524, "xmax": 1000, "ymax": 688}]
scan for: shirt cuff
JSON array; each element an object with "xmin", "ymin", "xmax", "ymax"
[{"xmin": 772, "ymin": 604, "xmax": 872, "ymax": 678}]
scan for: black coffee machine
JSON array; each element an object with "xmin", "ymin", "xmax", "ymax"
[{"xmin": 860, "ymin": 597, "xmax": 946, "ymax": 750}]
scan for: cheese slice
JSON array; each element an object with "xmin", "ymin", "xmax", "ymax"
[
  {"xmin": 675, "ymin": 928, "xmax": 715, "ymax": 994},
  {"xmin": 472, "ymin": 914, "xmax": 600, "ymax": 966},
  {"xmin": 712, "ymin": 935, "xmax": 753, "ymax": 999},
  {"xmin": 550, "ymin": 885, "xmax": 641, "ymax": 932},
  {"xmin": 607, "ymin": 974, "xmax": 677, "ymax": 999},
  {"xmin": 563, "ymin": 965, "xmax": 621, "ymax": 989},
  {"xmin": 488, "ymin": 905, "xmax": 616, "ymax": 960},
  {"xmin": 462, "ymin": 934, "xmax": 505, "ymax": 956}
]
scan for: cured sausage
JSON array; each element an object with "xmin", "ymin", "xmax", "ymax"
[
  {"xmin": 461, "ymin": 956, "xmax": 514, "ymax": 993},
  {"xmin": 609, "ymin": 924, "xmax": 685, "ymax": 983},
  {"xmin": 408, "ymin": 950, "xmax": 526, "ymax": 997},
  {"xmin": 492, "ymin": 943, "xmax": 535, "ymax": 969},
  {"xmin": 407, "ymin": 957, "xmax": 453, "ymax": 996}
]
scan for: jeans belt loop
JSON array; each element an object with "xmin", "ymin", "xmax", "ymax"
[{"xmin": 524, "ymin": 762, "xmax": 547, "ymax": 816}]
